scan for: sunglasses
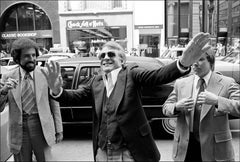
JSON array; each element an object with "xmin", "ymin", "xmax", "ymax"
[{"xmin": 98, "ymin": 51, "xmax": 116, "ymax": 59}]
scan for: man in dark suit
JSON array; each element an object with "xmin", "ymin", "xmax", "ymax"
[
  {"xmin": 42, "ymin": 32, "xmax": 210, "ymax": 162},
  {"xmin": 0, "ymin": 38, "xmax": 63, "ymax": 161},
  {"xmin": 163, "ymin": 48, "xmax": 240, "ymax": 161}
]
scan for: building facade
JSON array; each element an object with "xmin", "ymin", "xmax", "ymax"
[
  {"xmin": 0, "ymin": 1, "xmax": 60, "ymax": 53},
  {"xmin": 58, "ymin": 1, "xmax": 164, "ymax": 57},
  {"xmin": 0, "ymin": 1, "xmax": 165, "ymax": 57},
  {"xmin": 58, "ymin": 0, "xmax": 133, "ymax": 54},
  {"xmin": 165, "ymin": 0, "xmax": 240, "ymax": 49}
]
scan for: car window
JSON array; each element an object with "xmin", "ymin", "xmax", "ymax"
[
  {"xmin": 61, "ymin": 67, "xmax": 76, "ymax": 89},
  {"xmin": 0, "ymin": 59, "xmax": 9, "ymax": 66},
  {"xmin": 8, "ymin": 60, "xmax": 16, "ymax": 65},
  {"xmin": 221, "ymin": 51, "xmax": 240, "ymax": 64},
  {"xmin": 77, "ymin": 67, "xmax": 101, "ymax": 88}
]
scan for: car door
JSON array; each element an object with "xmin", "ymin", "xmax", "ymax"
[{"xmin": 69, "ymin": 64, "xmax": 100, "ymax": 123}]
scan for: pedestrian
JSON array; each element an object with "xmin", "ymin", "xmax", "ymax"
[
  {"xmin": 42, "ymin": 32, "xmax": 210, "ymax": 162},
  {"xmin": 0, "ymin": 38, "xmax": 63, "ymax": 162},
  {"xmin": 163, "ymin": 48, "xmax": 240, "ymax": 162}
]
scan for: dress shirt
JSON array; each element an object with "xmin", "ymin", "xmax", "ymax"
[
  {"xmin": 189, "ymin": 70, "xmax": 212, "ymax": 132},
  {"xmin": 20, "ymin": 68, "xmax": 34, "ymax": 93},
  {"xmin": 102, "ymin": 67, "xmax": 122, "ymax": 97}
]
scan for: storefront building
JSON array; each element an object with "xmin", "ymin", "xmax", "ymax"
[
  {"xmin": 134, "ymin": 25, "xmax": 163, "ymax": 57},
  {"xmin": 58, "ymin": 1, "xmax": 133, "ymax": 53},
  {"xmin": 0, "ymin": 1, "xmax": 60, "ymax": 53},
  {"xmin": 165, "ymin": 0, "xmax": 240, "ymax": 48}
]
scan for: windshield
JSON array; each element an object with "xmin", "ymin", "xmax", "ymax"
[{"xmin": 220, "ymin": 50, "xmax": 240, "ymax": 64}]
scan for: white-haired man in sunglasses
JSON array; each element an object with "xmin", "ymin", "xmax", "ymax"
[{"xmin": 42, "ymin": 32, "xmax": 211, "ymax": 162}]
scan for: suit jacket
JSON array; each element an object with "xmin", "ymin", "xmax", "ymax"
[
  {"xmin": 0, "ymin": 66, "xmax": 63, "ymax": 154},
  {"xmin": 56, "ymin": 61, "xmax": 188, "ymax": 162},
  {"xmin": 163, "ymin": 72, "xmax": 240, "ymax": 162}
]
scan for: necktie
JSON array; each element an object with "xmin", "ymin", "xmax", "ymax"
[
  {"xmin": 106, "ymin": 73, "xmax": 114, "ymax": 97},
  {"xmin": 193, "ymin": 78, "xmax": 205, "ymax": 141},
  {"xmin": 21, "ymin": 73, "xmax": 36, "ymax": 114}
]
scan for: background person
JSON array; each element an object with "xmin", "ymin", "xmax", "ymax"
[
  {"xmin": 163, "ymin": 48, "xmax": 240, "ymax": 162},
  {"xmin": 42, "ymin": 32, "xmax": 210, "ymax": 162},
  {"xmin": 0, "ymin": 38, "xmax": 63, "ymax": 161}
]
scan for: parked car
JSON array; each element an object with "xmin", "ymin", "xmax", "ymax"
[
  {"xmin": 36, "ymin": 52, "xmax": 77, "ymax": 66},
  {"xmin": 57, "ymin": 55, "xmax": 240, "ymax": 137},
  {"xmin": 215, "ymin": 49, "xmax": 240, "ymax": 84},
  {"xmin": 57, "ymin": 56, "xmax": 176, "ymax": 137},
  {"xmin": 158, "ymin": 47, "xmax": 185, "ymax": 65},
  {"xmin": 0, "ymin": 57, "xmax": 18, "ymax": 78}
]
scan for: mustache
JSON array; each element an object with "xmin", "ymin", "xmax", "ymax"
[{"xmin": 26, "ymin": 61, "xmax": 35, "ymax": 64}]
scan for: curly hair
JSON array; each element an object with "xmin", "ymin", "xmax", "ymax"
[{"xmin": 11, "ymin": 38, "xmax": 39, "ymax": 64}]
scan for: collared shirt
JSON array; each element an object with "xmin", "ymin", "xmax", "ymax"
[
  {"xmin": 193, "ymin": 70, "xmax": 212, "ymax": 102},
  {"xmin": 189, "ymin": 70, "xmax": 212, "ymax": 132},
  {"xmin": 20, "ymin": 67, "xmax": 35, "ymax": 93},
  {"xmin": 102, "ymin": 67, "xmax": 122, "ymax": 97}
]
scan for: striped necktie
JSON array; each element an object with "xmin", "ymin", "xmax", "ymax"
[{"xmin": 21, "ymin": 73, "xmax": 36, "ymax": 114}]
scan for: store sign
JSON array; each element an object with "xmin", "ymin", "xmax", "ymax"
[
  {"xmin": 135, "ymin": 25, "xmax": 163, "ymax": 29},
  {"xmin": 1, "ymin": 30, "xmax": 52, "ymax": 39},
  {"xmin": 67, "ymin": 19, "xmax": 106, "ymax": 30}
]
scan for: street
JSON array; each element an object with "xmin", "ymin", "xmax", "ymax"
[{"xmin": 7, "ymin": 125, "xmax": 240, "ymax": 161}]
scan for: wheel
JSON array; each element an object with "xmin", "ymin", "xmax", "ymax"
[
  {"xmin": 162, "ymin": 118, "xmax": 176, "ymax": 135},
  {"xmin": 150, "ymin": 118, "xmax": 175, "ymax": 139}
]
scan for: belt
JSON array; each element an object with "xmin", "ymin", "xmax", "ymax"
[
  {"xmin": 22, "ymin": 113, "xmax": 39, "ymax": 118},
  {"xmin": 105, "ymin": 140, "xmax": 127, "ymax": 151}
]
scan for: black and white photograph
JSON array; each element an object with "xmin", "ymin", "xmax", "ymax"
[{"xmin": 0, "ymin": 0, "xmax": 239, "ymax": 162}]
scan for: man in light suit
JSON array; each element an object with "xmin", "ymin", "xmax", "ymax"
[
  {"xmin": 163, "ymin": 48, "xmax": 240, "ymax": 162},
  {"xmin": 42, "ymin": 32, "xmax": 210, "ymax": 162},
  {"xmin": 0, "ymin": 38, "xmax": 63, "ymax": 161}
]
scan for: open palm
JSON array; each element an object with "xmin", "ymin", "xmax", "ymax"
[
  {"xmin": 41, "ymin": 61, "xmax": 63, "ymax": 95},
  {"xmin": 180, "ymin": 32, "xmax": 211, "ymax": 67}
]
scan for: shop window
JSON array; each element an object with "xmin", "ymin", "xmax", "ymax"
[
  {"xmin": 67, "ymin": 26, "xmax": 127, "ymax": 53},
  {"xmin": 1, "ymin": 3, "xmax": 51, "ymax": 32},
  {"xmin": 35, "ymin": 6, "xmax": 51, "ymax": 30},
  {"xmin": 139, "ymin": 34, "xmax": 160, "ymax": 57},
  {"xmin": 3, "ymin": 9, "xmax": 17, "ymax": 31},
  {"xmin": 17, "ymin": 4, "xmax": 34, "ymax": 31}
]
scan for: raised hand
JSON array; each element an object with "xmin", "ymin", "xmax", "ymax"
[
  {"xmin": 41, "ymin": 61, "xmax": 63, "ymax": 95},
  {"xmin": 180, "ymin": 32, "xmax": 211, "ymax": 67}
]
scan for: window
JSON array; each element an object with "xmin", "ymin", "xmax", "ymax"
[
  {"xmin": 1, "ymin": 3, "xmax": 51, "ymax": 32},
  {"xmin": 35, "ymin": 6, "xmax": 51, "ymax": 30},
  {"xmin": 113, "ymin": 0, "xmax": 122, "ymax": 8},
  {"xmin": 77, "ymin": 67, "xmax": 100, "ymax": 87},
  {"xmin": 17, "ymin": 4, "xmax": 34, "ymax": 31},
  {"xmin": 61, "ymin": 67, "xmax": 76, "ymax": 89}
]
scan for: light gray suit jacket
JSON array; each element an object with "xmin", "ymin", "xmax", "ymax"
[
  {"xmin": 0, "ymin": 66, "xmax": 63, "ymax": 154},
  {"xmin": 163, "ymin": 72, "xmax": 240, "ymax": 162}
]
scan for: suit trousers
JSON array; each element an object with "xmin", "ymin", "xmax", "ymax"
[
  {"xmin": 184, "ymin": 133, "xmax": 202, "ymax": 162},
  {"xmin": 13, "ymin": 114, "xmax": 52, "ymax": 162},
  {"xmin": 96, "ymin": 147, "xmax": 134, "ymax": 162}
]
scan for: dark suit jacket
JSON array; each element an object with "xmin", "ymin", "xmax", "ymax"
[
  {"xmin": 163, "ymin": 72, "xmax": 240, "ymax": 161},
  {"xmin": 57, "ymin": 61, "xmax": 188, "ymax": 162}
]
